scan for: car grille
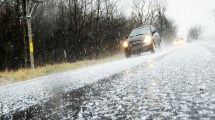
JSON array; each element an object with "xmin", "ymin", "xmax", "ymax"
[{"xmin": 129, "ymin": 40, "xmax": 142, "ymax": 47}]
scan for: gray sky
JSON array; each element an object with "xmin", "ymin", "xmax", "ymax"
[
  {"xmin": 118, "ymin": 0, "xmax": 215, "ymax": 38},
  {"xmin": 167, "ymin": 0, "xmax": 215, "ymax": 38}
]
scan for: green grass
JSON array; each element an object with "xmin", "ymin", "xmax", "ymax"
[{"xmin": 0, "ymin": 54, "xmax": 124, "ymax": 86}]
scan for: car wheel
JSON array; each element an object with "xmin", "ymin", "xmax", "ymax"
[
  {"xmin": 125, "ymin": 52, "xmax": 131, "ymax": 58},
  {"xmin": 125, "ymin": 50, "xmax": 132, "ymax": 58},
  {"xmin": 151, "ymin": 41, "xmax": 156, "ymax": 53},
  {"xmin": 137, "ymin": 52, "xmax": 141, "ymax": 56},
  {"xmin": 158, "ymin": 40, "xmax": 162, "ymax": 49}
]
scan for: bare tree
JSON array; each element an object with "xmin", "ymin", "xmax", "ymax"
[
  {"xmin": 131, "ymin": 0, "xmax": 156, "ymax": 26},
  {"xmin": 154, "ymin": 0, "xmax": 168, "ymax": 37},
  {"xmin": 187, "ymin": 25, "xmax": 203, "ymax": 40}
]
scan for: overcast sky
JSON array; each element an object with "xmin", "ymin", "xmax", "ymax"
[
  {"xmin": 167, "ymin": 0, "xmax": 215, "ymax": 38},
  {"xmin": 118, "ymin": 0, "xmax": 215, "ymax": 38}
]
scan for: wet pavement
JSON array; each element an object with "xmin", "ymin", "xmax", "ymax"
[{"xmin": 1, "ymin": 43, "xmax": 215, "ymax": 119}]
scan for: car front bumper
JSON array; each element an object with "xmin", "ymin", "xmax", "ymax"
[{"xmin": 124, "ymin": 43, "xmax": 152, "ymax": 54}]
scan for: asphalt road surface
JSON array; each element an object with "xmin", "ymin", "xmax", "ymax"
[{"xmin": 1, "ymin": 42, "xmax": 215, "ymax": 119}]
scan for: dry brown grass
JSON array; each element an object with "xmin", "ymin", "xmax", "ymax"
[{"xmin": 0, "ymin": 54, "xmax": 124, "ymax": 86}]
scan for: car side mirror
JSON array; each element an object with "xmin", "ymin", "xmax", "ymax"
[{"xmin": 152, "ymin": 30, "xmax": 157, "ymax": 34}]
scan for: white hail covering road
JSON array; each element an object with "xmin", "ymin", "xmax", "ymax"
[{"xmin": 0, "ymin": 45, "xmax": 179, "ymax": 115}]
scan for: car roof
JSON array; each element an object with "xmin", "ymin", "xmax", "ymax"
[{"xmin": 135, "ymin": 25, "xmax": 153, "ymax": 30}]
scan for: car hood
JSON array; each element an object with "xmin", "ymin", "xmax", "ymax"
[{"xmin": 128, "ymin": 33, "xmax": 151, "ymax": 42}]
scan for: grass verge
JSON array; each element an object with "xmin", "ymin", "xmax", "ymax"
[{"xmin": 0, "ymin": 54, "xmax": 124, "ymax": 86}]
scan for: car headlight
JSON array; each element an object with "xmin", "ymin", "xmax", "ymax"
[
  {"xmin": 123, "ymin": 41, "xmax": 129, "ymax": 48},
  {"xmin": 144, "ymin": 35, "xmax": 152, "ymax": 44}
]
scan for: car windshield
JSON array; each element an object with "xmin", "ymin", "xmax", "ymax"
[{"xmin": 129, "ymin": 27, "xmax": 150, "ymax": 37}]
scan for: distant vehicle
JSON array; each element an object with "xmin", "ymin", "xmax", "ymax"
[
  {"xmin": 123, "ymin": 25, "xmax": 161, "ymax": 58},
  {"xmin": 187, "ymin": 39, "xmax": 192, "ymax": 43},
  {"xmin": 173, "ymin": 37, "xmax": 185, "ymax": 45}
]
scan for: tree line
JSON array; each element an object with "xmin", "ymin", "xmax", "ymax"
[{"xmin": 0, "ymin": 0, "xmax": 177, "ymax": 70}]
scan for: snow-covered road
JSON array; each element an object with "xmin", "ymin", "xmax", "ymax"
[{"xmin": 1, "ymin": 42, "xmax": 215, "ymax": 119}]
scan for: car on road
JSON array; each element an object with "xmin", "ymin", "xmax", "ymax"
[
  {"xmin": 123, "ymin": 25, "xmax": 161, "ymax": 58},
  {"xmin": 173, "ymin": 37, "xmax": 185, "ymax": 46},
  {"xmin": 187, "ymin": 39, "xmax": 192, "ymax": 43}
]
